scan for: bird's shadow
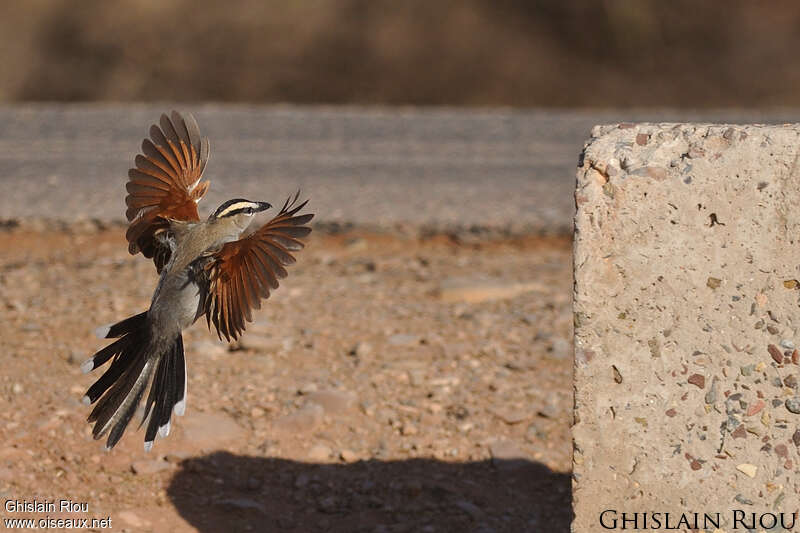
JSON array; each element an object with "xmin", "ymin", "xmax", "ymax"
[{"xmin": 167, "ymin": 452, "xmax": 572, "ymax": 532}]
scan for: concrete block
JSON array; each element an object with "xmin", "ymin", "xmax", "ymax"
[{"xmin": 573, "ymin": 123, "xmax": 800, "ymax": 531}]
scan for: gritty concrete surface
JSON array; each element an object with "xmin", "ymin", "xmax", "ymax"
[{"xmin": 573, "ymin": 123, "xmax": 800, "ymax": 531}]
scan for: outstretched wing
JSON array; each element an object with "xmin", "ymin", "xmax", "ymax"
[
  {"xmin": 125, "ymin": 110, "xmax": 211, "ymax": 272},
  {"xmin": 197, "ymin": 193, "xmax": 314, "ymax": 341}
]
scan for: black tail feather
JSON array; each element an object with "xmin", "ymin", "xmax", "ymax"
[
  {"xmin": 142, "ymin": 335, "xmax": 185, "ymax": 448},
  {"xmin": 105, "ymin": 311, "xmax": 147, "ymax": 338},
  {"xmin": 82, "ymin": 312, "xmax": 147, "ymax": 375},
  {"xmin": 84, "ymin": 311, "xmax": 187, "ymax": 450},
  {"xmin": 84, "ymin": 336, "xmax": 139, "ymax": 405}
]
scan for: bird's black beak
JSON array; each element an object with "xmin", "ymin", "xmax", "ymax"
[{"xmin": 256, "ymin": 201, "xmax": 272, "ymax": 212}]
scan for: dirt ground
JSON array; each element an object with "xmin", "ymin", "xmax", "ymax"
[{"xmin": 0, "ymin": 227, "xmax": 573, "ymax": 532}]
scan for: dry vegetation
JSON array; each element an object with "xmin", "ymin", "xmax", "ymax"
[{"xmin": 1, "ymin": 1, "xmax": 799, "ymax": 106}]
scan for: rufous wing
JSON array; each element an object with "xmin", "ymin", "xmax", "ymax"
[
  {"xmin": 199, "ymin": 193, "xmax": 314, "ymax": 341},
  {"xmin": 125, "ymin": 110, "xmax": 211, "ymax": 271}
]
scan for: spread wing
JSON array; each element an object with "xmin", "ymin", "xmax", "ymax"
[
  {"xmin": 125, "ymin": 110, "xmax": 211, "ymax": 272},
  {"xmin": 197, "ymin": 193, "xmax": 314, "ymax": 341}
]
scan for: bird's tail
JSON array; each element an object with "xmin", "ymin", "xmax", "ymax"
[{"xmin": 81, "ymin": 311, "xmax": 187, "ymax": 451}]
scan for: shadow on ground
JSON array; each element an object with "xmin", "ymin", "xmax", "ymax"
[{"xmin": 167, "ymin": 452, "xmax": 571, "ymax": 532}]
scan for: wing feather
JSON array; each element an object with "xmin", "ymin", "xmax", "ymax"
[
  {"xmin": 197, "ymin": 194, "xmax": 313, "ymax": 341},
  {"xmin": 125, "ymin": 111, "xmax": 210, "ymax": 272}
]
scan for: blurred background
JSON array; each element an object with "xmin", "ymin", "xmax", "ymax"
[{"xmin": 2, "ymin": 0, "xmax": 799, "ymax": 107}]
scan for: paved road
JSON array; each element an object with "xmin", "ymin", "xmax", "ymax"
[{"xmin": 0, "ymin": 105, "xmax": 798, "ymax": 235}]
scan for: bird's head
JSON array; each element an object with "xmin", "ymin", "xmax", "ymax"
[{"xmin": 209, "ymin": 198, "xmax": 272, "ymax": 230}]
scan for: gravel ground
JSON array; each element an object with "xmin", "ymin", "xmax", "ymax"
[{"xmin": 0, "ymin": 227, "xmax": 572, "ymax": 532}]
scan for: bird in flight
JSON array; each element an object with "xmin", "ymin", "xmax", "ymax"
[{"xmin": 81, "ymin": 111, "xmax": 313, "ymax": 450}]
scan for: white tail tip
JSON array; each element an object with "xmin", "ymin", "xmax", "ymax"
[
  {"xmin": 158, "ymin": 421, "xmax": 171, "ymax": 438},
  {"xmin": 94, "ymin": 324, "xmax": 111, "ymax": 339},
  {"xmin": 80, "ymin": 358, "xmax": 94, "ymax": 374},
  {"xmin": 144, "ymin": 440, "xmax": 154, "ymax": 453},
  {"xmin": 81, "ymin": 395, "xmax": 91, "ymax": 405},
  {"xmin": 174, "ymin": 398, "xmax": 186, "ymax": 416}
]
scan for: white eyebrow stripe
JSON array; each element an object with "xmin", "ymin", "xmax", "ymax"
[{"xmin": 217, "ymin": 201, "xmax": 258, "ymax": 217}]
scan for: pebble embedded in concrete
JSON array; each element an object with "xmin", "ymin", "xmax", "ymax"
[{"xmin": 573, "ymin": 123, "xmax": 800, "ymax": 532}]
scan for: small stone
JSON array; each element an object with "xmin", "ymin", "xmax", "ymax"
[
  {"xmin": 768, "ymin": 344, "xmax": 783, "ymax": 364},
  {"xmin": 437, "ymin": 279, "xmax": 545, "ymax": 303},
  {"xmin": 492, "ymin": 408, "xmax": 530, "ymax": 425},
  {"xmin": 781, "ymin": 339, "xmax": 796, "ymax": 350},
  {"xmin": 767, "ymin": 325, "xmax": 780, "ymax": 335},
  {"xmin": 318, "ymin": 496, "xmax": 337, "ymax": 513},
  {"xmin": 550, "ymin": 337, "xmax": 571, "ymax": 360},
  {"xmin": 635, "ymin": 133, "xmax": 649, "ymax": 146},
  {"xmin": 192, "ymin": 340, "xmax": 228, "ymax": 358},
  {"xmin": 746, "ymin": 400, "xmax": 765, "ymax": 417},
  {"xmin": 645, "ymin": 166, "xmax": 667, "ymax": 181},
  {"xmin": 234, "ymin": 335, "xmax": 282, "ymax": 353},
  {"xmin": 340, "ymin": 449, "xmax": 359, "ymax": 463},
  {"xmin": 349, "ymin": 342, "xmax": 372, "ymax": 358},
  {"xmin": 118, "ymin": 511, "xmax": 147, "ymax": 528},
  {"xmin": 344, "ymin": 237, "xmax": 368, "ymax": 251},
  {"xmin": 687, "ymin": 374, "xmax": 705, "ymax": 389},
  {"xmin": 785, "ymin": 397, "xmax": 800, "ymax": 414},
  {"xmin": 246, "ymin": 476, "xmax": 262, "ymax": 491},
  {"xmin": 294, "ymin": 473, "xmax": 310, "ymax": 488},
  {"xmin": 66, "ymin": 350, "xmax": 82, "ymax": 364},
  {"xmin": 705, "ymin": 378, "xmax": 718, "ymax": 404},
  {"xmin": 298, "ymin": 383, "xmax": 318, "ymax": 394},
  {"xmin": 793, "ymin": 429, "xmax": 800, "ymax": 447},
  {"xmin": 736, "ymin": 463, "xmax": 757, "ymax": 478},
  {"xmin": 273, "ymin": 404, "xmax": 324, "ymax": 434},
  {"xmin": 306, "ymin": 390, "xmax": 358, "ymax": 415},
  {"xmin": 455, "ymin": 500, "xmax": 485, "ymax": 521},
  {"xmin": 180, "ymin": 412, "xmax": 245, "ymax": 448},
  {"xmin": 706, "ymin": 277, "xmax": 721, "ymax": 289},
  {"xmin": 215, "ymin": 498, "xmax": 265, "ymax": 513},
  {"xmin": 387, "ymin": 333, "xmax": 419, "ymax": 346},
  {"xmin": 307, "ymin": 444, "xmax": 332, "ymax": 462},
  {"xmin": 731, "ymin": 425, "xmax": 747, "ymax": 439},
  {"xmin": 687, "ymin": 146, "xmax": 706, "ymax": 159},
  {"xmin": 665, "ymin": 408, "xmax": 677, "ymax": 417},
  {"xmin": 407, "ymin": 369, "xmax": 426, "ymax": 387},
  {"xmin": 401, "ymin": 423, "xmax": 418, "ymax": 436},
  {"xmin": 131, "ymin": 459, "xmax": 170, "ymax": 475},
  {"xmin": 793, "ymin": 350, "xmax": 799, "ymax": 365},
  {"xmin": 755, "ymin": 293, "xmax": 768, "ymax": 307},
  {"xmin": 785, "ymin": 375, "xmax": 798, "ymax": 389},
  {"xmin": 488, "ymin": 440, "xmax": 530, "ymax": 470},
  {"xmin": 775, "ymin": 443, "xmax": 789, "ymax": 459}
]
